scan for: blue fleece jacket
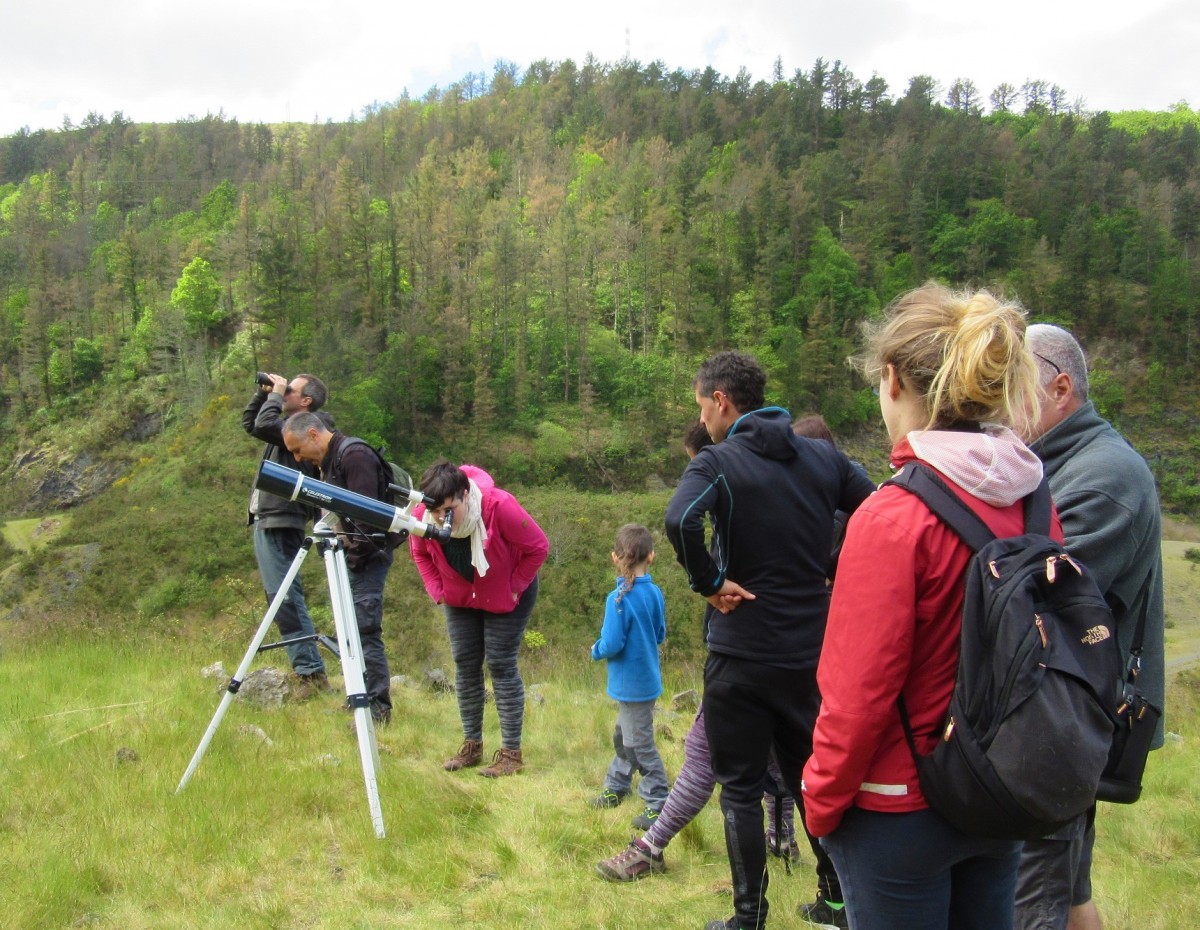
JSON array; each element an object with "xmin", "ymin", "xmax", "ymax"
[{"xmin": 591, "ymin": 575, "xmax": 666, "ymax": 703}]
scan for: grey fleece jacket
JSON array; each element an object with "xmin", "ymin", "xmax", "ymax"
[{"xmin": 1031, "ymin": 400, "xmax": 1166, "ymax": 746}]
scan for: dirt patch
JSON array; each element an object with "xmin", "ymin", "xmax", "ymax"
[
  {"xmin": 1163, "ymin": 540, "xmax": 1200, "ymax": 675},
  {"xmin": 1162, "ymin": 515, "xmax": 1200, "ymax": 543}
]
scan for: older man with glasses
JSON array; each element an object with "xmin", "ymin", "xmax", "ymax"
[{"xmin": 1015, "ymin": 325, "xmax": 1166, "ymax": 930}]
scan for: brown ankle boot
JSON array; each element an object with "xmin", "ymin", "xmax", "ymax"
[
  {"xmin": 443, "ymin": 739, "xmax": 484, "ymax": 771},
  {"xmin": 479, "ymin": 747, "xmax": 523, "ymax": 777}
]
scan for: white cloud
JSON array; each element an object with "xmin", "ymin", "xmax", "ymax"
[{"xmin": 1, "ymin": 0, "xmax": 1195, "ymax": 136}]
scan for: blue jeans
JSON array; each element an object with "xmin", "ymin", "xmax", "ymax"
[
  {"xmin": 444, "ymin": 577, "xmax": 538, "ymax": 750},
  {"xmin": 348, "ymin": 553, "xmax": 393, "ymax": 713},
  {"xmin": 822, "ymin": 807, "xmax": 1021, "ymax": 930},
  {"xmin": 603, "ymin": 699, "xmax": 669, "ymax": 808},
  {"xmin": 253, "ymin": 524, "xmax": 325, "ymax": 676}
]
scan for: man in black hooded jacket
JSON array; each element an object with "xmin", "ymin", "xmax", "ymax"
[{"xmin": 665, "ymin": 351, "xmax": 875, "ymax": 930}]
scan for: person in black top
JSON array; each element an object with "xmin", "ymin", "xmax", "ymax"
[
  {"xmin": 665, "ymin": 352, "xmax": 875, "ymax": 930},
  {"xmin": 281, "ymin": 412, "xmax": 395, "ymax": 723}
]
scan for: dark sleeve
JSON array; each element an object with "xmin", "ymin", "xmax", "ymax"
[
  {"xmin": 664, "ymin": 450, "xmax": 725, "ymax": 597},
  {"xmin": 331, "ymin": 443, "xmax": 388, "ymax": 564},
  {"xmin": 837, "ymin": 455, "xmax": 876, "ymax": 516},
  {"xmin": 241, "ymin": 390, "xmax": 267, "ymax": 436},
  {"xmin": 248, "ymin": 393, "xmax": 287, "ymax": 447}
]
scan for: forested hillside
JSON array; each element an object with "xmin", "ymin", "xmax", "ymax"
[{"xmin": 1, "ymin": 58, "xmax": 1198, "ymax": 508}]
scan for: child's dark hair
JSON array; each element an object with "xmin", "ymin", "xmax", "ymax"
[
  {"xmin": 792, "ymin": 413, "xmax": 835, "ymax": 443},
  {"xmin": 613, "ymin": 523, "xmax": 654, "ymax": 603},
  {"xmin": 683, "ymin": 418, "xmax": 713, "ymax": 457}
]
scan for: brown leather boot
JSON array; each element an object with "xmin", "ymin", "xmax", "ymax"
[
  {"xmin": 479, "ymin": 747, "xmax": 523, "ymax": 777},
  {"xmin": 443, "ymin": 739, "xmax": 484, "ymax": 771}
]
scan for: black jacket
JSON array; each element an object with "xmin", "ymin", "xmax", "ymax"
[
  {"xmin": 242, "ymin": 390, "xmax": 319, "ymax": 530},
  {"xmin": 321, "ymin": 431, "xmax": 392, "ymax": 572},
  {"xmin": 665, "ymin": 407, "xmax": 875, "ymax": 668}
]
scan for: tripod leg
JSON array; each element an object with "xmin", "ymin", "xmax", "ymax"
[
  {"xmin": 325, "ymin": 545, "xmax": 386, "ymax": 838},
  {"xmin": 177, "ymin": 541, "xmax": 312, "ymax": 793}
]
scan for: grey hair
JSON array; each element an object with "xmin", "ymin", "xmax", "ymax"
[{"xmin": 1027, "ymin": 324, "xmax": 1089, "ymax": 401}]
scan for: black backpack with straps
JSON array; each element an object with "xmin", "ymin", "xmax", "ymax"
[{"xmin": 887, "ymin": 463, "xmax": 1123, "ymax": 841}]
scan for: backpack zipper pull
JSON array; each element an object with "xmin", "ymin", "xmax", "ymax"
[
  {"xmin": 1060, "ymin": 553, "xmax": 1084, "ymax": 575},
  {"xmin": 988, "ymin": 560, "xmax": 1001, "ymax": 579},
  {"xmin": 1045, "ymin": 556, "xmax": 1057, "ymax": 582},
  {"xmin": 943, "ymin": 717, "xmax": 955, "ymax": 741},
  {"xmin": 1034, "ymin": 614, "xmax": 1048, "ymax": 648}
]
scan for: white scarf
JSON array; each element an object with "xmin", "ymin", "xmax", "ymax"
[{"xmin": 449, "ymin": 478, "xmax": 490, "ymax": 577}]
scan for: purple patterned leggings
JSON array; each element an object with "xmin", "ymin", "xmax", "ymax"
[{"xmin": 644, "ymin": 703, "xmax": 795, "ymax": 849}]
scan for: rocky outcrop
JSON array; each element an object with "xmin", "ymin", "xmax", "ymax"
[{"xmin": 4, "ymin": 446, "xmax": 130, "ymax": 514}]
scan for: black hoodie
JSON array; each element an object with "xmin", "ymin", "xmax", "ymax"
[{"xmin": 665, "ymin": 407, "xmax": 874, "ymax": 668}]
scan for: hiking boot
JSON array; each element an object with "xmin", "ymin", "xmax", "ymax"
[
  {"xmin": 595, "ymin": 839, "xmax": 665, "ymax": 882},
  {"xmin": 766, "ymin": 832, "xmax": 801, "ymax": 863},
  {"xmin": 631, "ymin": 805, "xmax": 661, "ymax": 830},
  {"xmin": 798, "ymin": 891, "xmax": 849, "ymax": 929},
  {"xmin": 287, "ymin": 671, "xmax": 329, "ymax": 702},
  {"xmin": 705, "ymin": 918, "xmax": 744, "ymax": 930},
  {"xmin": 589, "ymin": 787, "xmax": 628, "ymax": 809},
  {"xmin": 370, "ymin": 702, "xmax": 391, "ymax": 725},
  {"xmin": 479, "ymin": 747, "xmax": 523, "ymax": 777},
  {"xmin": 443, "ymin": 739, "xmax": 484, "ymax": 771}
]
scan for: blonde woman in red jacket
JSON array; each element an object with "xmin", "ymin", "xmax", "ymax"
[
  {"xmin": 802, "ymin": 284, "xmax": 1059, "ymax": 930},
  {"xmin": 410, "ymin": 461, "xmax": 549, "ymax": 778}
]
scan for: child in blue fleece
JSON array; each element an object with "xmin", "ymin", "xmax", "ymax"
[{"xmin": 589, "ymin": 524, "xmax": 669, "ymax": 830}]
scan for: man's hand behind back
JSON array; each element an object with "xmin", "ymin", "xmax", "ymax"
[{"xmin": 705, "ymin": 579, "xmax": 756, "ymax": 615}]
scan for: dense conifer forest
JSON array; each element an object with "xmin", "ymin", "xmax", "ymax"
[{"xmin": 1, "ymin": 58, "xmax": 1198, "ymax": 508}]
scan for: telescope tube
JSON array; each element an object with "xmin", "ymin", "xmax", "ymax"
[{"xmin": 257, "ymin": 460, "xmax": 451, "ymax": 542}]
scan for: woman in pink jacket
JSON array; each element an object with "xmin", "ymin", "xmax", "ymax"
[
  {"xmin": 802, "ymin": 284, "xmax": 1056, "ymax": 930},
  {"xmin": 410, "ymin": 461, "xmax": 549, "ymax": 778}
]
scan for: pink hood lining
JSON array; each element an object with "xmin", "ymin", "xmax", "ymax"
[{"xmin": 902, "ymin": 427, "xmax": 1044, "ymax": 507}]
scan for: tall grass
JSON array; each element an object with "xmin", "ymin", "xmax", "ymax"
[{"xmin": 1, "ymin": 629, "xmax": 1198, "ymax": 930}]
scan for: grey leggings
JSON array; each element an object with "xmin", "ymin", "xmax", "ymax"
[{"xmin": 444, "ymin": 577, "xmax": 538, "ymax": 750}]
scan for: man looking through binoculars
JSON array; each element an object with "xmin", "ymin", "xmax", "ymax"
[
  {"xmin": 282, "ymin": 412, "xmax": 396, "ymax": 723},
  {"xmin": 242, "ymin": 372, "xmax": 332, "ymax": 699}
]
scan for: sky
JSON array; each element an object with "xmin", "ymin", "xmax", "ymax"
[{"xmin": 2, "ymin": 0, "xmax": 1196, "ymax": 138}]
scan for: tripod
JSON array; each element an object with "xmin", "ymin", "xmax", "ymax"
[{"xmin": 176, "ymin": 516, "xmax": 387, "ymax": 838}]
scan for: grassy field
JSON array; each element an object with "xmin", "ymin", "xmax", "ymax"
[
  {"xmin": 0, "ymin": 633, "xmax": 1197, "ymax": 928},
  {"xmin": 1, "ymin": 523, "xmax": 1198, "ymax": 929}
]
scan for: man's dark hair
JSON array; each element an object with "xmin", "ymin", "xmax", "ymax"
[
  {"xmin": 296, "ymin": 373, "xmax": 328, "ymax": 411},
  {"xmin": 419, "ymin": 459, "xmax": 470, "ymax": 504},
  {"xmin": 694, "ymin": 351, "xmax": 766, "ymax": 412}
]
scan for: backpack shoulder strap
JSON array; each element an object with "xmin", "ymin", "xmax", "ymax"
[
  {"xmin": 1021, "ymin": 476, "xmax": 1053, "ymax": 538},
  {"xmin": 884, "ymin": 462, "xmax": 995, "ymax": 553},
  {"xmin": 888, "ymin": 462, "xmax": 1054, "ymax": 546},
  {"xmin": 333, "ymin": 436, "xmax": 367, "ymax": 470}
]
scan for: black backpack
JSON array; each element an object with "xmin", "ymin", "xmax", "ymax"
[
  {"xmin": 887, "ymin": 463, "xmax": 1123, "ymax": 841},
  {"xmin": 334, "ymin": 438, "xmax": 414, "ymax": 551}
]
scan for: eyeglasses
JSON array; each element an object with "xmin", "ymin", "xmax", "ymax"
[{"xmin": 1033, "ymin": 352, "xmax": 1062, "ymax": 376}]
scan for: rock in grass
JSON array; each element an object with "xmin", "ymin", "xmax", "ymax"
[{"xmin": 237, "ymin": 667, "xmax": 287, "ymax": 708}]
